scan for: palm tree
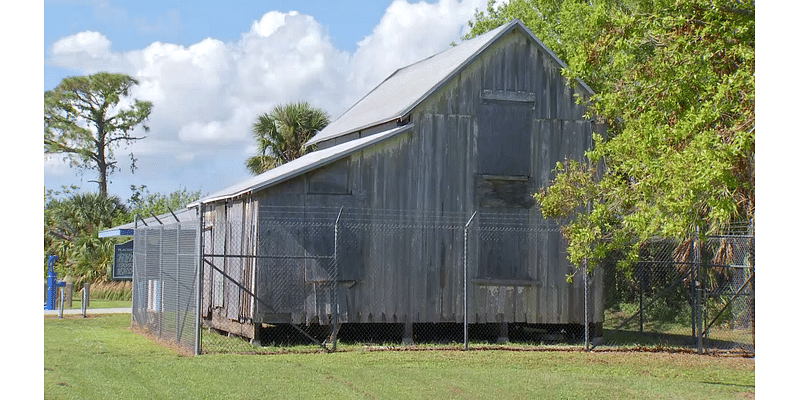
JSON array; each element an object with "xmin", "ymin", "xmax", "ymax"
[
  {"xmin": 45, "ymin": 192, "xmax": 129, "ymax": 287},
  {"xmin": 246, "ymin": 102, "xmax": 330, "ymax": 175}
]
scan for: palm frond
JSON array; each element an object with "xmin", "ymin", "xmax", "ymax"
[
  {"xmin": 246, "ymin": 155, "xmax": 278, "ymax": 175},
  {"xmin": 245, "ymin": 101, "xmax": 330, "ymax": 175}
]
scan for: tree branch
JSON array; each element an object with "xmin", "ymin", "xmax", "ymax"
[
  {"xmin": 44, "ymin": 139, "xmax": 81, "ymax": 155},
  {"xmin": 106, "ymin": 135, "xmax": 146, "ymax": 145}
]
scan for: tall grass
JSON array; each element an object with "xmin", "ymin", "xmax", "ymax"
[{"xmin": 90, "ymin": 281, "xmax": 132, "ymax": 301}]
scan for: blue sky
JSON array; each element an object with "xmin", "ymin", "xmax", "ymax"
[
  {"xmin": 43, "ymin": 0, "xmax": 398, "ymax": 90},
  {"xmin": 43, "ymin": 0, "xmax": 495, "ymax": 202}
]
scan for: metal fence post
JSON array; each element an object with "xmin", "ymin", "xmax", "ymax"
[
  {"xmin": 693, "ymin": 233, "xmax": 704, "ymax": 355},
  {"xmin": 463, "ymin": 211, "xmax": 477, "ymax": 351},
  {"xmin": 176, "ymin": 224, "xmax": 180, "ymax": 344},
  {"xmin": 158, "ymin": 225, "xmax": 163, "ymax": 340},
  {"xmin": 81, "ymin": 284, "xmax": 88, "ymax": 318},
  {"xmin": 194, "ymin": 203, "xmax": 204, "ymax": 356},
  {"xmin": 58, "ymin": 287, "xmax": 65, "ymax": 318},
  {"xmin": 584, "ymin": 261, "xmax": 589, "ymax": 351},
  {"xmin": 749, "ymin": 222, "xmax": 755, "ymax": 349},
  {"xmin": 690, "ymin": 239, "xmax": 696, "ymax": 340},
  {"xmin": 584, "ymin": 195, "xmax": 593, "ymax": 351},
  {"xmin": 332, "ymin": 207, "xmax": 343, "ymax": 352}
]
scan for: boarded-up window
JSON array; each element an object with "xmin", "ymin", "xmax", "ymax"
[
  {"xmin": 478, "ymin": 229, "xmax": 531, "ymax": 280},
  {"xmin": 477, "ymin": 101, "xmax": 533, "ymax": 176},
  {"xmin": 475, "ymin": 175, "xmax": 535, "ymax": 209},
  {"xmin": 476, "ymin": 95, "xmax": 536, "ymax": 281}
]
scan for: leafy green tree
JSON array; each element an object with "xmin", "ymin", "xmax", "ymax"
[
  {"xmin": 45, "ymin": 72, "xmax": 153, "ymax": 197},
  {"xmin": 44, "ymin": 191, "xmax": 129, "ymax": 287},
  {"xmin": 465, "ymin": 0, "xmax": 755, "ymax": 270},
  {"xmin": 127, "ymin": 185, "xmax": 202, "ymax": 219},
  {"xmin": 245, "ymin": 102, "xmax": 329, "ymax": 174}
]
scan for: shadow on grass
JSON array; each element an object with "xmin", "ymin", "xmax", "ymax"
[
  {"xmin": 700, "ymin": 381, "xmax": 755, "ymax": 389},
  {"xmin": 200, "ymin": 322, "xmax": 592, "ymax": 355},
  {"xmin": 600, "ymin": 329, "xmax": 754, "ymax": 356}
]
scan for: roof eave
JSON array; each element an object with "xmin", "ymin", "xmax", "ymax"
[
  {"xmin": 98, "ymin": 229, "xmax": 134, "ymax": 238},
  {"xmin": 305, "ymin": 115, "xmax": 405, "ymax": 147}
]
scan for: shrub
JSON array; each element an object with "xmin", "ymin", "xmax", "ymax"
[{"xmin": 90, "ymin": 281, "xmax": 132, "ymax": 301}]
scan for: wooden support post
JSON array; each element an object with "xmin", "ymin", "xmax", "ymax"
[
  {"xmin": 250, "ymin": 323, "xmax": 263, "ymax": 346},
  {"xmin": 497, "ymin": 322, "xmax": 509, "ymax": 344},
  {"xmin": 65, "ymin": 282, "xmax": 74, "ymax": 308},
  {"xmin": 403, "ymin": 320, "xmax": 414, "ymax": 345}
]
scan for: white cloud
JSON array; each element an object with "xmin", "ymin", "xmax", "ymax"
[
  {"xmin": 249, "ymin": 10, "xmax": 295, "ymax": 38},
  {"xmin": 49, "ymin": 31, "xmax": 125, "ymax": 73},
  {"xmin": 52, "ymin": 30, "xmax": 111, "ymax": 57},
  {"xmin": 45, "ymin": 0, "xmax": 493, "ymax": 197},
  {"xmin": 345, "ymin": 0, "xmax": 487, "ymax": 106}
]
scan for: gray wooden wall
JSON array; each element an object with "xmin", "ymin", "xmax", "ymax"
[{"xmin": 206, "ymin": 28, "xmax": 604, "ymax": 327}]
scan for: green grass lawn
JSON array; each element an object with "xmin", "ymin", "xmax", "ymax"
[
  {"xmin": 80, "ymin": 298, "xmax": 132, "ymax": 309},
  {"xmin": 44, "ymin": 314, "xmax": 754, "ymax": 399},
  {"xmin": 48, "ymin": 294, "xmax": 132, "ymax": 310}
]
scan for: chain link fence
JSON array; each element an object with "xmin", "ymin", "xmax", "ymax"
[
  {"xmin": 131, "ymin": 222, "xmax": 199, "ymax": 354},
  {"xmin": 597, "ymin": 223, "xmax": 754, "ymax": 355},
  {"xmin": 195, "ymin": 206, "xmax": 596, "ymax": 354},
  {"xmin": 130, "ymin": 207, "xmax": 753, "ymax": 356}
]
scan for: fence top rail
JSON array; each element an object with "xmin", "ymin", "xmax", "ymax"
[{"xmin": 244, "ymin": 206, "xmax": 567, "ymax": 230}]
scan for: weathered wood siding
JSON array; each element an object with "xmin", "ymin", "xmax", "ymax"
[
  {"xmin": 201, "ymin": 199, "xmax": 259, "ymax": 334},
  {"xmin": 213, "ymin": 27, "xmax": 603, "ymax": 327},
  {"xmin": 402, "ymin": 29, "xmax": 603, "ymax": 324}
]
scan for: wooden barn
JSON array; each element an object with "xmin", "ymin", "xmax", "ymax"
[{"xmin": 191, "ymin": 19, "xmax": 604, "ymax": 342}]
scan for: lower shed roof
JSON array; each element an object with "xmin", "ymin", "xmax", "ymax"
[{"xmin": 190, "ymin": 123, "xmax": 414, "ymax": 206}]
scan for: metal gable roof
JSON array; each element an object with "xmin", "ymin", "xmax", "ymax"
[
  {"xmin": 306, "ymin": 19, "xmax": 594, "ymax": 147},
  {"xmin": 189, "ymin": 123, "xmax": 414, "ymax": 206},
  {"xmin": 306, "ymin": 22, "xmax": 509, "ymax": 146}
]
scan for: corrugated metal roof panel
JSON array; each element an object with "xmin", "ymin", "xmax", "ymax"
[{"xmin": 191, "ymin": 123, "xmax": 414, "ymax": 206}]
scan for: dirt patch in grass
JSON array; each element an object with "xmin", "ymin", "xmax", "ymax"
[{"xmin": 128, "ymin": 324, "xmax": 195, "ymax": 357}]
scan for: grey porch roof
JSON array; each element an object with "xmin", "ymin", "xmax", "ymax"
[
  {"xmin": 98, "ymin": 207, "xmax": 198, "ymax": 238},
  {"xmin": 191, "ymin": 123, "xmax": 414, "ymax": 206},
  {"xmin": 306, "ymin": 19, "xmax": 593, "ymax": 147}
]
